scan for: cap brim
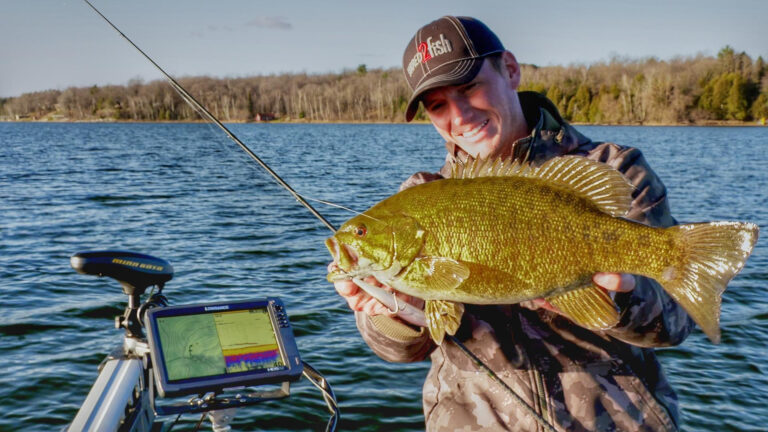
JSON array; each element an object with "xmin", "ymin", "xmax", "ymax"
[{"xmin": 404, "ymin": 57, "xmax": 485, "ymax": 122}]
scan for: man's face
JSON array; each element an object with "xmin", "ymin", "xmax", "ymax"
[{"xmin": 421, "ymin": 53, "xmax": 527, "ymax": 160}]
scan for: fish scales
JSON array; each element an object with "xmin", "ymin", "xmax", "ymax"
[{"xmin": 373, "ymin": 175, "xmax": 667, "ymax": 300}]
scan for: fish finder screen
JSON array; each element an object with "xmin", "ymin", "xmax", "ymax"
[{"xmin": 155, "ymin": 307, "xmax": 286, "ymax": 382}]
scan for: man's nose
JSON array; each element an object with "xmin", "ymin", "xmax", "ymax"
[{"xmin": 449, "ymin": 97, "xmax": 472, "ymax": 126}]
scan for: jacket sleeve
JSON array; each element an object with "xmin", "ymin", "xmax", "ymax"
[
  {"xmin": 584, "ymin": 142, "xmax": 694, "ymax": 347},
  {"xmin": 355, "ymin": 312, "xmax": 435, "ymax": 362},
  {"xmin": 352, "ymin": 170, "xmax": 444, "ymax": 363}
]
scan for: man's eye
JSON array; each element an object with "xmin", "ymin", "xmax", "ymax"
[{"xmin": 427, "ymin": 102, "xmax": 444, "ymax": 111}]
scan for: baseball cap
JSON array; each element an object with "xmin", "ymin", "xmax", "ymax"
[{"xmin": 402, "ymin": 16, "xmax": 505, "ymax": 122}]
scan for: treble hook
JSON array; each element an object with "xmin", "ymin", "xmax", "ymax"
[{"xmin": 387, "ymin": 291, "xmax": 402, "ymax": 314}]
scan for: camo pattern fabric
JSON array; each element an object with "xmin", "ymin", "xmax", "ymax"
[{"xmin": 354, "ymin": 92, "xmax": 693, "ymax": 431}]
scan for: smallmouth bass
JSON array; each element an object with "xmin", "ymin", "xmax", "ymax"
[{"xmin": 326, "ymin": 156, "xmax": 758, "ymax": 344}]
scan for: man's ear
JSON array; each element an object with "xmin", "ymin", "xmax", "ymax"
[{"xmin": 501, "ymin": 51, "xmax": 521, "ymax": 89}]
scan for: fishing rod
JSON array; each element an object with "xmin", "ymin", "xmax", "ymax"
[
  {"xmin": 82, "ymin": 0, "xmax": 335, "ymax": 233},
  {"xmin": 81, "ymin": 3, "xmax": 556, "ymax": 430},
  {"xmin": 80, "ymin": 0, "xmax": 428, "ymax": 328}
]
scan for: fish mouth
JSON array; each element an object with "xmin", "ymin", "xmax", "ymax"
[{"xmin": 325, "ymin": 237, "xmax": 359, "ymax": 280}]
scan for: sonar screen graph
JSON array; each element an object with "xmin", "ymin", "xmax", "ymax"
[
  {"xmin": 213, "ymin": 308, "xmax": 285, "ymax": 373},
  {"xmin": 222, "ymin": 345, "xmax": 282, "ymax": 372}
]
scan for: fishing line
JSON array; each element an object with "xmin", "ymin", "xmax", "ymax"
[
  {"xmin": 302, "ymin": 197, "xmax": 367, "ymax": 217},
  {"xmin": 81, "ymin": 2, "xmax": 557, "ymax": 430},
  {"xmin": 302, "ymin": 197, "xmax": 390, "ymax": 225}
]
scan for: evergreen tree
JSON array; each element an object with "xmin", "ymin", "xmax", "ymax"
[
  {"xmin": 567, "ymin": 84, "xmax": 592, "ymax": 122},
  {"xmin": 726, "ymin": 74, "xmax": 749, "ymax": 120},
  {"xmin": 751, "ymin": 92, "xmax": 768, "ymax": 119},
  {"xmin": 546, "ymin": 85, "xmax": 566, "ymax": 116},
  {"xmin": 718, "ymin": 46, "xmax": 736, "ymax": 73}
]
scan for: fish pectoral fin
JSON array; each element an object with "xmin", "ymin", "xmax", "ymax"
[
  {"xmin": 546, "ymin": 284, "xmax": 620, "ymax": 330},
  {"xmin": 400, "ymin": 256, "xmax": 470, "ymax": 292},
  {"xmin": 424, "ymin": 300, "xmax": 464, "ymax": 345},
  {"xmin": 397, "ymin": 257, "xmax": 468, "ymax": 345}
]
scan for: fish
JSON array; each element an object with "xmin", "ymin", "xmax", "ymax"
[{"xmin": 325, "ymin": 156, "xmax": 759, "ymax": 345}]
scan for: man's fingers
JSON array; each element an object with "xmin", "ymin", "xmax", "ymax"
[
  {"xmin": 528, "ymin": 298, "xmax": 561, "ymax": 314},
  {"xmin": 345, "ymin": 290, "xmax": 372, "ymax": 311},
  {"xmin": 334, "ymin": 279, "xmax": 359, "ymax": 297},
  {"xmin": 363, "ymin": 298, "xmax": 391, "ymax": 316},
  {"xmin": 333, "ymin": 271, "xmax": 422, "ymax": 317},
  {"xmin": 593, "ymin": 272, "xmax": 635, "ymax": 292},
  {"xmin": 336, "ymin": 279, "xmax": 390, "ymax": 316}
]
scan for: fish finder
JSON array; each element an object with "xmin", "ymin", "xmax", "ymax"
[{"xmin": 145, "ymin": 297, "xmax": 303, "ymax": 398}]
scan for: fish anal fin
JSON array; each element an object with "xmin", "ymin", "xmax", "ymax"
[
  {"xmin": 424, "ymin": 300, "xmax": 465, "ymax": 345},
  {"xmin": 452, "ymin": 155, "xmax": 633, "ymax": 217},
  {"xmin": 546, "ymin": 284, "xmax": 620, "ymax": 330}
]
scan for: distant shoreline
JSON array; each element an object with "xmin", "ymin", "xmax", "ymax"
[{"xmin": 4, "ymin": 49, "xmax": 766, "ymax": 127}]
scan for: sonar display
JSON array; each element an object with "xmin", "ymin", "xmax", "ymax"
[
  {"xmin": 156, "ymin": 307, "xmax": 285, "ymax": 382},
  {"xmin": 214, "ymin": 308, "xmax": 284, "ymax": 373}
]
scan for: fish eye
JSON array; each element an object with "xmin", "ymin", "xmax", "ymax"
[{"xmin": 354, "ymin": 225, "xmax": 367, "ymax": 237}]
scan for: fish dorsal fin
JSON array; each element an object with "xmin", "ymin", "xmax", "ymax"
[
  {"xmin": 452, "ymin": 156, "xmax": 633, "ymax": 217},
  {"xmin": 451, "ymin": 157, "xmax": 529, "ymax": 180}
]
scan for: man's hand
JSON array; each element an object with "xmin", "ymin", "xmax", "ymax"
[
  {"xmin": 593, "ymin": 272, "xmax": 636, "ymax": 294},
  {"xmin": 329, "ymin": 262, "xmax": 424, "ymax": 317}
]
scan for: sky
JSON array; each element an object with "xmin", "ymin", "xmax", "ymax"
[{"xmin": 1, "ymin": 0, "xmax": 767, "ymax": 98}]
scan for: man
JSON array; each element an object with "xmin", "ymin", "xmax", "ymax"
[{"xmin": 332, "ymin": 16, "xmax": 693, "ymax": 431}]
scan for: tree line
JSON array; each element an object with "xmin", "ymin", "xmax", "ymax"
[{"xmin": 2, "ymin": 47, "xmax": 767, "ymax": 124}]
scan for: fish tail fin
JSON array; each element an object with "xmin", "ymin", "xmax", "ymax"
[{"xmin": 659, "ymin": 222, "xmax": 758, "ymax": 343}]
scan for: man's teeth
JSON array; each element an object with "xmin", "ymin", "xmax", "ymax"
[{"xmin": 462, "ymin": 120, "xmax": 489, "ymax": 138}]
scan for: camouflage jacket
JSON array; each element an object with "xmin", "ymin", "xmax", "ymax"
[{"xmin": 355, "ymin": 92, "xmax": 694, "ymax": 431}]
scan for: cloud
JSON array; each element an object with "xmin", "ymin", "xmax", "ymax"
[
  {"xmin": 189, "ymin": 24, "xmax": 233, "ymax": 38},
  {"xmin": 208, "ymin": 25, "xmax": 233, "ymax": 32},
  {"xmin": 244, "ymin": 17, "xmax": 292, "ymax": 30}
]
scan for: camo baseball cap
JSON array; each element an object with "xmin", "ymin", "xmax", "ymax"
[{"xmin": 402, "ymin": 16, "xmax": 505, "ymax": 121}]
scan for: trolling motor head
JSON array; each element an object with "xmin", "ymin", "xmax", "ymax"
[
  {"xmin": 71, "ymin": 250, "xmax": 174, "ymax": 337},
  {"xmin": 71, "ymin": 250, "xmax": 173, "ymax": 295}
]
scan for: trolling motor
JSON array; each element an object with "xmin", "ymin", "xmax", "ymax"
[
  {"xmin": 69, "ymin": 250, "xmax": 338, "ymax": 432},
  {"xmin": 71, "ymin": 250, "xmax": 173, "ymax": 338}
]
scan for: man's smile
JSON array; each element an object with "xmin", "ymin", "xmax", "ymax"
[{"xmin": 456, "ymin": 119, "xmax": 490, "ymax": 141}]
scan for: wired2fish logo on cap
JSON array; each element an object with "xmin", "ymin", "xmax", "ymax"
[{"xmin": 407, "ymin": 34, "xmax": 453, "ymax": 77}]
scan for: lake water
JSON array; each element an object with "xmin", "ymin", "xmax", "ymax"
[{"xmin": 1, "ymin": 123, "xmax": 766, "ymax": 431}]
